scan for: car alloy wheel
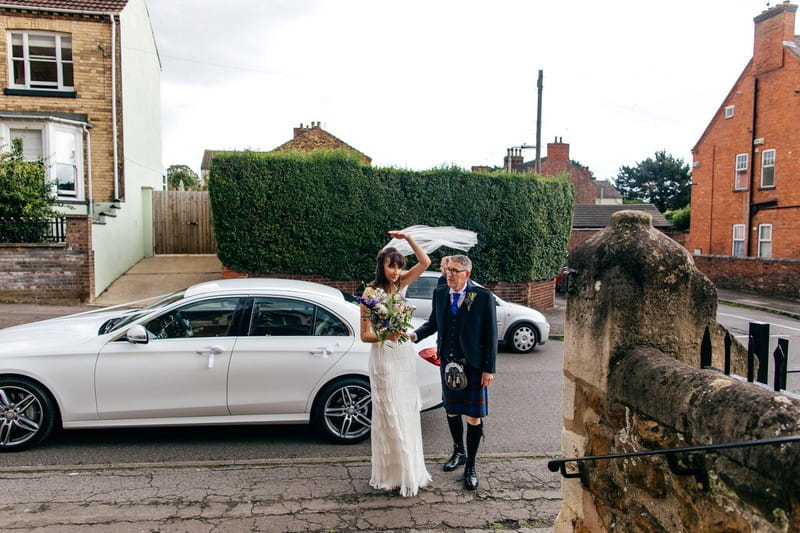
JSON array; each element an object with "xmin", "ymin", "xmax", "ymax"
[
  {"xmin": 0, "ymin": 378, "xmax": 57, "ymax": 452},
  {"xmin": 508, "ymin": 324, "xmax": 538, "ymax": 353},
  {"xmin": 313, "ymin": 377, "xmax": 372, "ymax": 444}
]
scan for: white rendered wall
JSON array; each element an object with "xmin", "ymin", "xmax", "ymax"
[{"xmin": 92, "ymin": 0, "xmax": 163, "ymax": 297}]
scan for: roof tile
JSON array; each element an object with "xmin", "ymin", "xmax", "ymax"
[{"xmin": 0, "ymin": 0, "xmax": 128, "ymax": 13}]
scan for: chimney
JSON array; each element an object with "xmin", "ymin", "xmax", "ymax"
[
  {"xmin": 753, "ymin": 1, "xmax": 798, "ymax": 75},
  {"xmin": 547, "ymin": 136, "xmax": 570, "ymax": 164},
  {"xmin": 293, "ymin": 122, "xmax": 311, "ymax": 138},
  {"xmin": 503, "ymin": 148, "xmax": 524, "ymax": 171}
]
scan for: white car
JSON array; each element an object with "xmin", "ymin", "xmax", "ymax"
[
  {"xmin": 0, "ymin": 278, "xmax": 442, "ymax": 452},
  {"xmin": 405, "ymin": 271, "xmax": 550, "ymax": 353}
]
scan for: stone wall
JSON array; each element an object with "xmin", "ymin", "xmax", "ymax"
[
  {"xmin": 0, "ymin": 216, "xmax": 94, "ymax": 303},
  {"xmin": 555, "ymin": 210, "xmax": 799, "ymax": 532}
]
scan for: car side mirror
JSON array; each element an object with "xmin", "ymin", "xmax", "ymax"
[{"xmin": 126, "ymin": 324, "xmax": 150, "ymax": 344}]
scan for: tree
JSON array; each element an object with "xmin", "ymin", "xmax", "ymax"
[
  {"xmin": 166, "ymin": 164, "xmax": 202, "ymax": 190},
  {"xmin": 0, "ymin": 138, "xmax": 57, "ymax": 220},
  {"xmin": 664, "ymin": 205, "xmax": 690, "ymax": 231},
  {"xmin": 614, "ymin": 150, "xmax": 691, "ymax": 212}
]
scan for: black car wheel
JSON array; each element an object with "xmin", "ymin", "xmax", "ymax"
[
  {"xmin": 312, "ymin": 377, "xmax": 371, "ymax": 444},
  {"xmin": 507, "ymin": 323, "xmax": 539, "ymax": 353},
  {"xmin": 0, "ymin": 377, "xmax": 58, "ymax": 452}
]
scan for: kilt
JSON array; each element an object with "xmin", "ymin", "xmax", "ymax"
[{"xmin": 440, "ymin": 362, "xmax": 488, "ymax": 417}]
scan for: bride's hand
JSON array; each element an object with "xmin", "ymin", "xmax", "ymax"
[
  {"xmin": 388, "ymin": 230, "xmax": 409, "ymax": 241},
  {"xmin": 386, "ymin": 331, "xmax": 403, "ymax": 341}
]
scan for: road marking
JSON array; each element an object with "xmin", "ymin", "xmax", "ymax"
[{"xmin": 718, "ymin": 312, "xmax": 800, "ymax": 333}]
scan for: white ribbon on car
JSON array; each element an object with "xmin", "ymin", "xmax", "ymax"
[{"xmin": 383, "ymin": 225, "xmax": 478, "ymax": 256}]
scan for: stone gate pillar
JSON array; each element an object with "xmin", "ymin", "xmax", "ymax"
[{"xmin": 554, "ymin": 210, "xmax": 718, "ymax": 531}]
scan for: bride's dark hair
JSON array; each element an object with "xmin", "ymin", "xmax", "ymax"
[{"xmin": 370, "ymin": 246, "xmax": 406, "ymax": 292}]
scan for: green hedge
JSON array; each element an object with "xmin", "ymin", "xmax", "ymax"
[{"xmin": 208, "ymin": 150, "xmax": 573, "ymax": 282}]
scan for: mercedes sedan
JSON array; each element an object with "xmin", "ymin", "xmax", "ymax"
[
  {"xmin": 0, "ymin": 278, "xmax": 442, "ymax": 452},
  {"xmin": 405, "ymin": 271, "xmax": 550, "ymax": 353}
]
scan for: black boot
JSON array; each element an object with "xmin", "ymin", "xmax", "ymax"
[
  {"xmin": 464, "ymin": 421, "xmax": 483, "ymax": 490},
  {"xmin": 443, "ymin": 415, "xmax": 466, "ymax": 472}
]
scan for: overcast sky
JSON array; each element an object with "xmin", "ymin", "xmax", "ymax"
[{"xmin": 145, "ymin": 0, "xmax": 785, "ymax": 181}]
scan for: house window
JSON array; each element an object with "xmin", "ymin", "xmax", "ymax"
[
  {"xmin": 1, "ymin": 121, "xmax": 83, "ymax": 199},
  {"xmin": 724, "ymin": 105, "xmax": 735, "ymax": 119},
  {"xmin": 732, "ymin": 224, "xmax": 745, "ymax": 257},
  {"xmin": 757, "ymin": 224, "xmax": 772, "ymax": 258},
  {"xmin": 7, "ymin": 31, "xmax": 73, "ymax": 91},
  {"xmin": 734, "ymin": 153, "xmax": 748, "ymax": 190},
  {"xmin": 761, "ymin": 149, "xmax": 775, "ymax": 188}
]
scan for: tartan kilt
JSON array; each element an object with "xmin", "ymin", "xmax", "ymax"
[{"xmin": 440, "ymin": 362, "xmax": 488, "ymax": 417}]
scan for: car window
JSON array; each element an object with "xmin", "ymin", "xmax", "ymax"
[
  {"xmin": 313, "ymin": 306, "xmax": 350, "ymax": 336},
  {"xmin": 406, "ymin": 276, "xmax": 439, "ymax": 299},
  {"xmin": 145, "ymin": 297, "xmax": 239, "ymax": 339},
  {"xmin": 249, "ymin": 297, "xmax": 314, "ymax": 336}
]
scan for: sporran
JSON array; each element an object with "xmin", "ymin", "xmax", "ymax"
[{"xmin": 444, "ymin": 361, "xmax": 468, "ymax": 390}]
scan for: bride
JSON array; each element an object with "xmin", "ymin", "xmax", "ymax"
[{"xmin": 359, "ymin": 230, "xmax": 432, "ymax": 496}]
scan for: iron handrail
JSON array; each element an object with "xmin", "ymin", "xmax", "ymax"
[{"xmin": 548, "ymin": 435, "xmax": 800, "ymax": 490}]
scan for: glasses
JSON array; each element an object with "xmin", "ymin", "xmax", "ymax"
[{"xmin": 445, "ymin": 267, "xmax": 467, "ymax": 275}]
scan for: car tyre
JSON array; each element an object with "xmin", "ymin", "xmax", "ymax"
[
  {"xmin": 507, "ymin": 323, "xmax": 539, "ymax": 353},
  {"xmin": 0, "ymin": 377, "xmax": 58, "ymax": 452},
  {"xmin": 312, "ymin": 377, "xmax": 372, "ymax": 444}
]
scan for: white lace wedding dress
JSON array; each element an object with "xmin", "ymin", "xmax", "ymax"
[{"xmin": 368, "ymin": 338, "xmax": 432, "ymax": 496}]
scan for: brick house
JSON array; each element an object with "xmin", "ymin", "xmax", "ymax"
[
  {"xmin": 474, "ymin": 137, "xmax": 623, "ymax": 206},
  {"xmin": 472, "ymin": 138, "xmax": 674, "ymax": 256},
  {"xmin": 201, "ymin": 122, "xmax": 371, "ymax": 184},
  {"xmin": 0, "ymin": 0, "xmax": 162, "ymax": 302},
  {"xmin": 689, "ymin": 1, "xmax": 800, "ymax": 260}
]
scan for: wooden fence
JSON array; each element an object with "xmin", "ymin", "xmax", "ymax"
[{"xmin": 152, "ymin": 191, "xmax": 217, "ymax": 254}]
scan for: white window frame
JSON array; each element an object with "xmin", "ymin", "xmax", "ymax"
[
  {"xmin": 734, "ymin": 153, "xmax": 748, "ymax": 190},
  {"xmin": 7, "ymin": 31, "xmax": 73, "ymax": 91},
  {"xmin": 0, "ymin": 120, "xmax": 84, "ymax": 200},
  {"xmin": 732, "ymin": 224, "xmax": 746, "ymax": 257},
  {"xmin": 757, "ymin": 224, "xmax": 772, "ymax": 259},
  {"xmin": 761, "ymin": 149, "xmax": 775, "ymax": 188},
  {"xmin": 724, "ymin": 105, "xmax": 735, "ymax": 119}
]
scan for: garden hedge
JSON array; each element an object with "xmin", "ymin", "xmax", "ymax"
[{"xmin": 208, "ymin": 150, "xmax": 573, "ymax": 283}]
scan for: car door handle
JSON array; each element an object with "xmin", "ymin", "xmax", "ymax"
[
  {"xmin": 310, "ymin": 343, "xmax": 340, "ymax": 358},
  {"xmin": 196, "ymin": 345, "xmax": 224, "ymax": 368}
]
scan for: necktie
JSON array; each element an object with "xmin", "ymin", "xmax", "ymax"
[{"xmin": 451, "ymin": 292, "xmax": 461, "ymax": 315}]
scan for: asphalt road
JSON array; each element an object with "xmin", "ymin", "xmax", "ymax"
[{"xmin": 3, "ymin": 300, "xmax": 797, "ymax": 467}]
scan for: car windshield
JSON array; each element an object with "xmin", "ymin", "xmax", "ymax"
[{"xmin": 105, "ymin": 290, "xmax": 187, "ymax": 333}]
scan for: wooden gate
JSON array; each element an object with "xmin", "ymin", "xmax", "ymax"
[{"xmin": 152, "ymin": 190, "xmax": 217, "ymax": 254}]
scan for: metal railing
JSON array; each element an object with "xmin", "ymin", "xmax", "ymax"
[
  {"xmin": 548, "ymin": 435, "xmax": 800, "ymax": 490},
  {"xmin": 700, "ymin": 322, "xmax": 792, "ymax": 392},
  {"xmin": 0, "ymin": 217, "xmax": 66, "ymax": 243},
  {"xmin": 550, "ymin": 322, "xmax": 798, "ymax": 488}
]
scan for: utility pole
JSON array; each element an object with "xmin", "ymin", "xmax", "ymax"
[{"xmin": 535, "ymin": 69, "xmax": 543, "ymax": 173}]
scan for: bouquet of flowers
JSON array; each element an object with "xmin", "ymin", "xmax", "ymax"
[{"xmin": 356, "ymin": 288, "xmax": 415, "ymax": 344}]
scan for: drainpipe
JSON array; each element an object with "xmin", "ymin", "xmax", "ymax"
[
  {"xmin": 84, "ymin": 124, "xmax": 93, "ymax": 216},
  {"xmin": 110, "ymin": 13, "xmax": 120, "ymax": 201},
  {"xmin": 747, "ymin": 77, "xmax": 759, "ymax": 257}
]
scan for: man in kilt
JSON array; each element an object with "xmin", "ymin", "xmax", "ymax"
[{"xmin": 412, "ymin": 254, "xmax": 497, "ymax": 490}]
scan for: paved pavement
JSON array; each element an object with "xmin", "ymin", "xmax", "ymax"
[
  {"xmin": 1, "ymin": 255, "xmax": 798, "ymax": 532},
  {"xmin": 0, "ymin": 454, "xmax": 561, "ymax": 532}
]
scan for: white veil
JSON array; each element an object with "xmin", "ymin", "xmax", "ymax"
[{"xmin": 383, "ymin": 225, "xmax": 478, "ymax": 256}]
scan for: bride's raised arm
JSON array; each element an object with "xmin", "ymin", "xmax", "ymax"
[{"xmin": 388, "ymin": 230, "xmax": 431, "ymax": 289}]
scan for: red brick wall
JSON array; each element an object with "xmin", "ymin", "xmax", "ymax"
[
  {"xmin": 689, "ymin": 5, "xmax": 800, "ymax": 260},
  {"xmin": 223, "ymin": 266, "xmax": 556, "ymax": 309},
  {"xmin": 693, "ymin": 254, "xmax": 800, "ymax": 300},
  {"xmin": 0, "ymin": 216, "xmax": 94, "ymax": 303}
]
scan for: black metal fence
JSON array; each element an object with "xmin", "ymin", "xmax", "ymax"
[
  {"xmin": 0, "ymin": 217, "xmax": 66, "ymax": 244},
  {"xmin": 700, "ymin": 322, "xmax": 792, "ymax": 392}
]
